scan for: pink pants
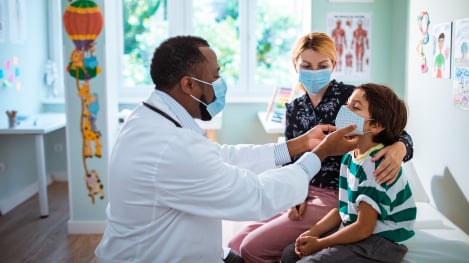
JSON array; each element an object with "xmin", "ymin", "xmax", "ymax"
[{"xmin": 228, "ymin": 186, "xmax": 338, "ymax": 263}]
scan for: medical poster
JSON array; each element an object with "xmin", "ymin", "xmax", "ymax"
[
  {"xmin": 431, "ymin": 22, "xmax": 452, "ymax": 79},
  {"xmin": 327, "ymin": 13, "xmax": 372, "ymax": 82},
  {"xmin": 453, "ymin": 18, "xmax": 469, "ymax": 63},
  {"xmin": 453, "ymin": 66, "xmax": 469, "ymax": 110}
]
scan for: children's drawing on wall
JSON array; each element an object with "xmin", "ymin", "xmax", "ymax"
[
  {"xmin": 416, "ymin": 11, "xmax": 430, "ymax": 73},
  {"xmin": 453, "ymin": 67, "xmax": 469, "ymax": 110},
  {"xmin": 63, "ymin": 0, "xmax": 105, "ymax": 204},
  {"xmin": 431, "ymin": 22, "xmax": 452, "ymax": 79},
  {"xmin": 8, "ymin": 0, "xmax": 26, "ymax": 44},
  {"xmin": 327, "ymin": 13, "xmax": 371, "ymax": 82},
  {"xmin": 453, "ymin": 18, "xmax": 469, "ymax": 63}
]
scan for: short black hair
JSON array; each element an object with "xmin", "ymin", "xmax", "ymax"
[{"xmin": 150, "ymin": 35, "xmax": 210, "ymax": 91}]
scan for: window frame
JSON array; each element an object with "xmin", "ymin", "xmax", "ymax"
[{"xmin": 117, "ymin": 0, "xmax": 311, "ymax": 103}]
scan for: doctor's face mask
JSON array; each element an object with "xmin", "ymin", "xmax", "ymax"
[
  {"xmin": 335, "ymin": 105, "xmax": 372, "ymax": 136},
  {"xmin": 190, "ymin": 77, "xmax": 227, "ymax": 121}
]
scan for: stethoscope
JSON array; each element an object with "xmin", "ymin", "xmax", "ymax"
[{"xmin": 142, "ymin": 101, "xmax": 182, "ymax": 128}]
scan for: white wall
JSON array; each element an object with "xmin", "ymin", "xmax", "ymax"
[{"xmin": 406, "ymin": 0, "xmax": 469, "ymax": 234}]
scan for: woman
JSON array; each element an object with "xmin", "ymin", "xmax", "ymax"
[{"xmin": 227, "ymin": 32, "xmax": 413, "ymax": 263}]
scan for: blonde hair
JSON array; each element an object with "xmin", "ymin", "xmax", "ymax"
[{"xmin": 292, "ymin": 32, "xmax": 337, "ymax": 66}]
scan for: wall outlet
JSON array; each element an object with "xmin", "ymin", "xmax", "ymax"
[{"xmin": 0, "ymin": 163, "xmax": 5, "ymax": 174}]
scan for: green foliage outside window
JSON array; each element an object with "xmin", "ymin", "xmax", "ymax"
[{"xmin": 122, "ymin": 0, "xmax": 299, "ymax": 88}]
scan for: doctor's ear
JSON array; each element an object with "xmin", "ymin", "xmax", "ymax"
[{"xmin": 179, "ymin": 76, "xmax": 195, "ymax": 94}]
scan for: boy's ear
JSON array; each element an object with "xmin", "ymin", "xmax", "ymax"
[{"xmin": 369, "ymin": 121, "xmax": 385, "ymax": 134}]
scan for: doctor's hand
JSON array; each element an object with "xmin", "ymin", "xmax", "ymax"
[
  {"xmin": 312, "ymin": 125, "xmax": 358, "ymax": 162},
  {"xmin": 286, "ymin": 124, "xmax": 336, "ymax": 158}
]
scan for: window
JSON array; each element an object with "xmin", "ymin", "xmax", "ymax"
[{"xmin": 120, "ymin": 0, "xmax": 311, "ymax": 101}]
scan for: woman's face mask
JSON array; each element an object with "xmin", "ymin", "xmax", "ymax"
[
  {"xmin": 335, "ymin": 105, "xmax": 372, "ymax": 136},
  {"xmin": 190, "ymin": 77, "xmax": 227, "ymax": 120},
  {"xmin": 298, "ymin": 68, "xmax": 331, "ymax": 95}
]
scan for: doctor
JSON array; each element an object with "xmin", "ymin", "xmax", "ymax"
[{"xmin": 95, "ymin": 35, "xmax": 358, "ymax": 263}]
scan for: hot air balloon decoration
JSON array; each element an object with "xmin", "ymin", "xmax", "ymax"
[
  {"xmin": 63, "ymin": 0, "xmax": 103, "ymax": 80},
  {"xmin": 63, "ymin": 0, "xmax": 105, "ymax": 204}
]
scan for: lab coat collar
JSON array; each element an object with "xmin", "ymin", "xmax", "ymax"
[{"xmin": 146, "ymin": 90, "xmax": 205, "ymax": 136}]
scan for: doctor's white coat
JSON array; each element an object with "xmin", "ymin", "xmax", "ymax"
[{"xmin": 95, "ymin": 91, "xmax": 319, "ymax": 262}]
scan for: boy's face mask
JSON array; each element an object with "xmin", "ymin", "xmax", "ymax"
[
  {"xmin": 335, "ymin": 105, "xmax": 371, "ymax": 136},
  {"xmin": 190, "ymin": 77, "xmax": 227, "ymax": 120},
  {"xmin": 298, "ymin": 68, "xmax": 331, "ymax": 95}
]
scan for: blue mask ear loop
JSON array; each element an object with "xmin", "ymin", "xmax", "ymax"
[
  {"xmin": 363, "ymin": 119, "xmax": 376, "ymax": 134},
  {"xmin": 189, "ymin": 77, "xmax": 212, "ymax": 106}
]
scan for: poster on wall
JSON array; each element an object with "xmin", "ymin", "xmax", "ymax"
[
  {"xmin": 453, "ymin": 18, "xmax": 469, "ymax": 63},
  {"xmin": 8, "ymin": 0, "xmax": 26, "ymax": 44},
  {"xmin": 431, "ymin": 22, "xmax": 452, "ymax": 79},
  {"xmin": 327, "ymin": 13, "xmax": 372, "ymax": 82},
  {"xmin": 453, "ymin": 66, "xmax": 469, "ymax": 110}
]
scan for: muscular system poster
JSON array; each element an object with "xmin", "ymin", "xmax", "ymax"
[{"xmin": 327, "ymin": 13, "xmax": 372, "ymax": 82}]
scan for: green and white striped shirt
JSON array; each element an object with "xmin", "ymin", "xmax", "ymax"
[{"xmin": 339, "ymin": 144, "xmax": 416, "ymax": 243}]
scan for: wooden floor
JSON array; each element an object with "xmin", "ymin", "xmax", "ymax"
[{"xmin": 0, "ymin": 182, "xmax": 102, "ymax": 263}]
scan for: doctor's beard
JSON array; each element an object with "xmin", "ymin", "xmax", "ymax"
[{"xmin": 199, "ymin": 94, "xmax": 212, "ymax": 121}]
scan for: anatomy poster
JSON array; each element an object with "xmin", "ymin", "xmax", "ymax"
[
  {"xmin": 453, "ymin": 66, "xmax": 469, "ymax": 110},
  {"xmin": 431, "ymin": 22, "xmax": 452, "ymax": 79},
  {"xmin": 327, "ymin": 13, "xmax": 371, "ymax": 82},
  {"xmin": 453, "ymin": 18, "xmax": 469, "ymax": 63}
]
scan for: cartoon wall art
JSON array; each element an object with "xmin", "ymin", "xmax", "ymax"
[
  {"xmin": 416, "ymin": 11, "xmax": 431, "ymax": 73},
  {"xmin": 453, "ymin": 18, "xmax": 469, "ymax": 63},
  {"xmin": 453, "ymin": 66, "xmax": 469, "ymax": 110},
  {"xmin": 63, "ymin": 0, "xmax": 104, "ymax": 204},
  {"xmin": 431, "ymin": 22, "xmax": 452, "ymax": 79}
]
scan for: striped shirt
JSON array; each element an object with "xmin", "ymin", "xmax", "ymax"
[{"xmin": 339, "ymin": 144, "xmax": 416, "ymax": 243}]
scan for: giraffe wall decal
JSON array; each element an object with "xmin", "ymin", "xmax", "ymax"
[{"xmin": 63, "ymin": 0, "xmax": 105, "ymax": 204}]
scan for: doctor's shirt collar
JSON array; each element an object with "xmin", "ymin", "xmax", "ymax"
[{"xmin": 154, "ymin": 89, "xmax": 205, "ymax": 136}]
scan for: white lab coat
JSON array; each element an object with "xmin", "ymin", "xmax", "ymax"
[{"xmin": 95, "ymin": 92, "xmax": 319, "ymax": 262}]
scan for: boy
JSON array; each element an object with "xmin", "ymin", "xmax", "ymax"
[{"xmin": 282, "ymin": 83, "xmax": 416, "ymax": 263}]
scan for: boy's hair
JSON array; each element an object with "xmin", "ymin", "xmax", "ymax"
[{"xmin": 357, "ymin": 83, "xmax": 407, "ymax": 145}]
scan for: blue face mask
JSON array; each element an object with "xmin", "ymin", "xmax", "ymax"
[
  {"xmin": 190, "ymin": 77, "xmax": 227, "ymax": 118},
  {"xmin": 298, "ymin": 68, "xmax": 331, "ymax": 95},
  {"xmin": 335, "ymin": 105, "xmax": 371, "ymax": 136}
]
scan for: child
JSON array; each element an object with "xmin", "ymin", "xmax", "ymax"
[{"xmin": 281, "ymin": 83, "xmax": 417, "ymax": 263}]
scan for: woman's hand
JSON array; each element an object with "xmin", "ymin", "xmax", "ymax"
[
  {"xmin": 288, "ymin": 202, "xmax": 307, "ymax": 221},
  {"xmin": 372, "ymin": 141, "xmax": 406, "ymax": 184}
]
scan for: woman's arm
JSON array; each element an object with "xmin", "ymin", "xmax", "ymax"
[{"xmin": 372, "ymin": 130, "xmax": 414, "ymax": 184}]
